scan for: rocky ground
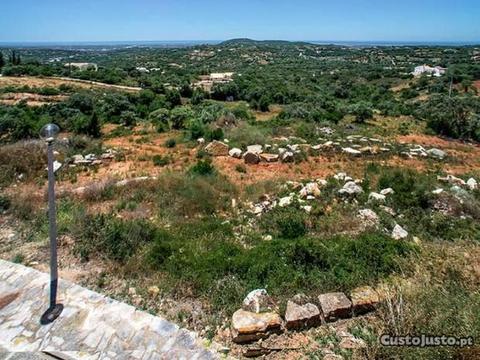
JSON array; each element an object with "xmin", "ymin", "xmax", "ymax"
[{"xmin": 1, "ymin": 120, "xmax": 480, "ymax": 359}]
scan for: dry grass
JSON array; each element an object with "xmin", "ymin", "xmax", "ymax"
[
  {"xmin": 0, "ymin": 140, "xmax": 47, "ymax": 187},
  {"xmin": 0, "ymin": 76, "xmax": 140, "ymax": 93},
  {"xmin": 0, "ymin": 92, "xmax": 68, "ymax": 106}
]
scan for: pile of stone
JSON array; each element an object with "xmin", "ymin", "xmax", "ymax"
[
  {"xmin": 357, "ymin": 207, "xmax": 409, "ymax": 240},
  {"xmin": 205, "ymin": 141, "xmax": 284, "ymax": 164},
  {"xmin": 368, "ymin": 187, "xmax": 394, "ymax": 203},
  {"xmin": 232, "ymin": 287, "xmax": 381, "ymax": 344},
  {"xmin": 402, "ymin": 145, "xmax": 447, "ymax": 160},
  {"xmin": 203, "ymin": 137, "xmax": 451, "ymax": 166},
  {"xmin": 231, "ymin": 289, "xmax": 282, "ymax": 343},
  {"xmin": 248, "ymin": 179, "xmax": 327, "ymax": 216},
  {"xmin": 437, "ymin": 175, "xmax": 478, "ymax": 191},
  {"xmin": 70, "ymin": 149, "xmax": 118, "ymax": 168},
  {"xmin": 335, "ymin": 172, "xmax": 364, "ymax": 197}
]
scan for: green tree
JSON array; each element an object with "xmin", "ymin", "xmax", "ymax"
[
  {"xmin": 350, "ymin": 101, "xmax": 374, "ymax": 123},
  {"xmin": 169, "ymin": 106, "xmax": 193, "ymax": 130},
  {"xmin": 191, "ymin": 89, "xmax": 207, "ymax": 105},
  {"xmin": 0, "ymin": 52, "xmax": 4, "ymax": 69},
  {"xmin": 258, "ymin": 95, "xmax": 271, "ymax": 112},
  {"xmin": 120, "ymin": 111, "xmax": 137, "ymax": 128},
  {"xmin": 461, "ymin": 78, "xmax": 473, "ymax": 93},
  {"xmin": 9, "ymin": 50, "xmax": 21, "ymax": 66},
  {"xmin": 149, "ymin": 108, "xmax": 170, "ymax": 132},
  {"xmin": 180, "ymin": 83, "xmax": 193, "ymax": 98},
  {"xmin": 418, "ymin": 95, "xmax": 480, "ymax": 141},
  {"xmin": 166, "ymin": 89, "xmax": 181, "ymax": 109},
  {"xmin": 87, "ymin": 112, "xmax": 102, "ymax": 138}
]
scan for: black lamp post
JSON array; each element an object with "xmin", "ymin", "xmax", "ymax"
[{"xmin": 39, "ymin": 123, "xmax": 64, "ymax": 325}]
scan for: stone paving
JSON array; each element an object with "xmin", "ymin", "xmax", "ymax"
[{"xmin": 0, "ymin": 260, "xmax": 224, "ymax": 359}]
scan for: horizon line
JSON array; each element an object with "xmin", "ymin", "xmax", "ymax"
[{"xmin": 0, "ymin": 38, "xmax": 479, "ymax": 45}]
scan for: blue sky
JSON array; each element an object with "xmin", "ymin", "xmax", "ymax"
[{"xmin": 1, "ymin": 0, "xmax": 479, "ymax": 43}]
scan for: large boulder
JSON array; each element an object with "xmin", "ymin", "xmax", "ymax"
[
  {"xmin": 380, "ymin": 188, "xmax": 394, "ymax": 196},
  {"xmin": 427, "ymin": 148, "xmax": 446, "ymax": 160},
  {"xmin": 231, "ymin": 309, "xmax": 282, "ymax": 343},
  {"xmin": 242, "ymin": 289, "xmax": 275, "ymax": 313},
  {"xmin": 280, "ymin": 151, "xmax": 295, "ymax": 163},
  {"xmin": 318, "ymin": 292, "xmax": 352, "ymax": 322},
  {"xmin": 391, "ymin": 224, "xmax": 408, "ymax": 240},
  {"xmin": 278, "ymin": 196, "xmax": 294, "ymax": 207},
  {"xmin": 338, "ymin": 181, "xmax": 363, "ymax": 196},
  {"xmin": 229, "ymin": 148, "xmax": 243, "ymax": 159},
  {"xmin": 334, "ymin": 172, "xmax": 348, "ymax": 181},
  {"xmin": 247, "ymin": 144, "xmax": 263, "ymax": 154},
  {"xmin": 467, "ymin": 178, "xmax": 478, "ymax": 190},
  {"xmin": 369, "ymin": 192, "xmax": 386, "ymax": 202},
  {"xmin": 260, "ymin": 153, "xmax": 279, "ymax": 163},
  {"xmin": 437, "ymin": 175, "xmax": 466, "ymax": 186},
  {"xmin": 350, "ymin": 286, "xmax": 380, "ymax": 315},
  {"xmin": 72, "ymin": 154, "xmax": 86, "ymax": 164},
  {"xmin": 243, "ymin": 151, "xmax": 261, "ymax": 165},
  {"xmin": 284, "ymin": 300, "xmax": 321, "ymax": 330},
  {"xmin": 299, "ymin": 182, "xmax": 321, "ymax": 198},
  {"xmin": 358, "ymin": 209, "xmax": 379, "ymax": 228},
  {"xmin": 342, "ymin": 147, "xmax": 361, "ymax": 156},
  {"xmin": 205, "ymin": 140, "xmax": 229, "ymax": 156}
]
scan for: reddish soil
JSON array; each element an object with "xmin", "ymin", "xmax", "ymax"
[{"xmin": 11, "ymin": 129, "xmax": 479, "ymax": 200}]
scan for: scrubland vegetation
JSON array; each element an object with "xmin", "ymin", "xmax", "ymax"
[{"xmin": 1, "ymin": 40, "xmax": 480, "ymax": 359}]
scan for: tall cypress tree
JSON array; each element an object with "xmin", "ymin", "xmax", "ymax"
[
  {"xmin": 10, "ymin": 50, "xmax": 21, "ymax": 65},
  {"xmin": 87, "ymin": 112, "xmax": 102, "ymax": 138},
  {"xmin": 0, "ymin": 52, "xmax": 4, "ymax": 69}
]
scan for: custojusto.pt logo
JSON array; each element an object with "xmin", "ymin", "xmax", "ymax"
[{"xmin": 380, "ymin": 334, "xmax": 474, "ymax": 347}]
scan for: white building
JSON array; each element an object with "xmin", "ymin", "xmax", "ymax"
[
  {"xmin": 209, "ymin": 72, "xmax": 234, "ymax": 81},
  {"xmin": 412, "ymin": 65, "xmax": 447, "ymax": 77},
  {"xmin": 65, "ymin": 62, "xmax": 98, "ymax": 71},
  {"xmin": 192, "ymin": 72, "xmax": 235, "ymax": 92}
]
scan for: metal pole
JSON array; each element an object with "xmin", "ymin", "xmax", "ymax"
[
  {"xmin": 47, "ymin": 141, "xmax": 58, "ymax": 308},
  {"xmin": 40, "ymin": 141, "xmax": 63, "ymax": 325}
]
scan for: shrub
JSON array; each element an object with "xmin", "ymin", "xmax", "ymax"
[
  {"xmin": 152, "ymin": 154, "xmax": 171, "ymax": 167},
  {"xmin": 73, "ymin": 214, "xmax": 158, "ymax": 263},
  {"xmin": 226, "ymin": 123, "xmax": 270, "ymax": 149},
  {"xmin": 12, "ymin": 253, "xmax": 25, "ymax": 264},
  {"xmin": 146, "ymin": 231, "xmax": 415, "ymax": 312},
  {"xmin": 188, "ymin": 158, "xmax": 215, "ymax": 176},
  {"xmin": 146, "ymin": 230, "xmax": 176, "ymax": 268},
  {"xmin": 164, "ymin": 138, "xmax": 176, "ymax": 148},
  {"xmin": 205, "ymin": 127, "xmax": 224, "ymax": 142},
  {"xmin": 235, "ymin": 164, "xmax": 247, "ymax": 173},
  {"xmin": 417, "ymin": 95, "xmax": 480, "ymax": 141},
  {"xmin": 377, "ymin": 168, "xmax": 433, "ymax": 210},
  {"xmin": 155, "ymin": 171, "xmax": 236, "ymax": 218},
  {"xmin": 149, "ymin": 108, "xmax": 170, "ymax": 132},
  {"xmin": 0, "ymin": 140, "xmax": 46, "ymax": 186},
  {"xmin": 0, "ymin": 195, "xmax": 11, "ymax": 212},
  {"xmin": 260, "ymin": 207, "xmax": 308, "ymax": 239}
]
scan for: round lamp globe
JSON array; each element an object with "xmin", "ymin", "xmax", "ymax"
[{"xmin": 40, "ymin": 124, "xmax": 60, "ymax": 142}]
